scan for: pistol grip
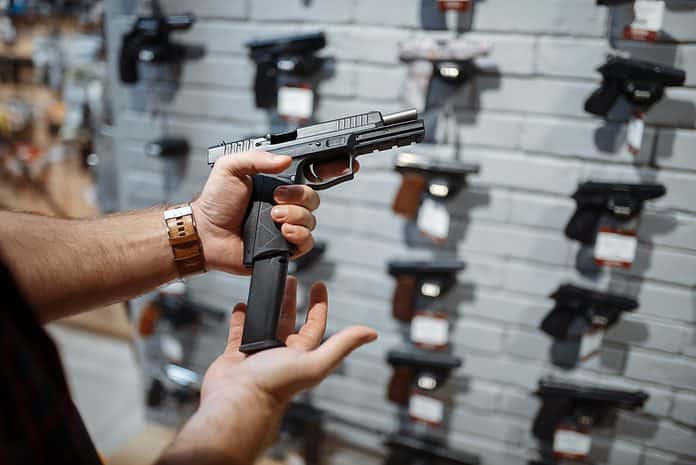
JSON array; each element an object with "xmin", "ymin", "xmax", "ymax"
[
  {"xmin": 564, "ymin": 208, "xmax": 602, "ymax": 245},
  {"xmin": 240, "ymin": 175, "xmax": 293, "ymax": 354},
  {"xmin": 584, "ymin": 80, "xmax": 620, "ymax": 117},
  {"xmin": 392, "ymin": 174, "xmax": 426, "ymax": 219},
  {"xmin": 392, "ymin": 276, "xmax": 417, "ymax": 321},
  {"xmin": 387, "ymin": 367, "xmax": 412, "ymax": 405}
]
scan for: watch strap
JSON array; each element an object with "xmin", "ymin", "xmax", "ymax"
[{"xmin": 164, "ymin": 204, "xmax": 206, "ymax": 277}]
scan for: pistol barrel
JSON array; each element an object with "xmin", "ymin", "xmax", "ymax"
[{"xmin": 383, "ymin": 108, "xmax": 418, "ymax": 125}]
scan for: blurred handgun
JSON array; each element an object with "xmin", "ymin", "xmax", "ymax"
[
  {"xmin": 392, "ymin": 152, "xmax": 479, "ymax": 242},
  {"xmin": 542, "ymin": 284, "xmax": 638, "ymax": 342},
  {"xmin": 246, "ymin": 32, "xmax": 330, "ymax": 121},
  {"xmin": 388, "ymin": 259, "xmax": 464, "ymax": 320},
  {"xmin": 119, "ymin": 8, "xmax": 204, "ymax": 84},
  {"xmin": 387, "ymin": 349, "xmax": 461, "ymax": 405},
  {"xmin": 208, "ymin": 109, "xmax": 425, "ymax": 353},
  {"xmin": 400, "ymin": 37, "xmax": 491, "ymax": 142},
  {"xmin": 533, "ymin": 378, "xmax": 648, "ymax": 461},
  {"xmin": 565, "ymin": 181, "xmax": 665, "ymax": 245}
]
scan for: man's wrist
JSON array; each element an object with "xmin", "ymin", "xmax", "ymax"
[{"xmin": 163, "ymin": 203, "xmax": 206, "ymax": 278}]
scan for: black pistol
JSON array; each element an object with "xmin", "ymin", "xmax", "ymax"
[
  {"xmin": 542, "ymin": 284, "xmax": 638, "ymax": 341},
  {"xmin": 208, "ymin": 109, "xmax": 425, "ymax": 353},
  {"xmin": 533, "ymin": 378, "xmax": 648, "ymax": 461},
  {"xmin": 585, "ymin": 55, "xmax": 686, "ymax": 118},
  {"xmin": 246, "ymin": 32, "xmax": 329, "ymax": 112},
  {"xmin": 565, "ymin": 181, "xmax": 666, "ymax": 245},
  {"xmin": 384, "ymin": 433, "xmax": 480, "ymax": 465},
  {"xmin": 119, "ymin": 5, "xmax": 204, "ymax": 84}
]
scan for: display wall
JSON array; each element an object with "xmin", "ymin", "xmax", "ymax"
[{"xmin": 105, "ymin": 1, "xmax": 696, "ymax": 464}]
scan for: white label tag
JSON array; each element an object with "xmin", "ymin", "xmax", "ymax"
[
  {"xmin": 411, "ymin": 315, "xmax": 450, "ymax": 346},
  {"xmin": 553, "ymin": 429, "xmax": 591, "ymax": 456},
  {"xmin": 277, "ymin": 86, "xmax": 314, "ymax": 120},
  {"xmin": 594, "ymin": 231, "xmax": 637, "ymax": 267},
  {"xmin": 409, "ymin": 394, "xmax": 444, "ymax": 424},
  {"xmin": 626, "ymin": 115, "xmax": 645, "ymax": 156},
  {"xmin": 632, "ymin": 0, "xmax": 665, "ymax": 32},
  {"xmin": 417, "ymin": 198, "xmax": 450, "ymax": 242},
  {"xmin": 580, "ymin": 329, "xmax": 605, "ymax": 361},
  {"xmin": 160, "ymin": 334, "xmax": 184, "ymax": 363}
]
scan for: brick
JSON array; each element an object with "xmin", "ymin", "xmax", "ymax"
[
  {"xmin": 685, "ymin": 331, "xmax": 696, "ymax": 359},
  {"xmin": 179, "ymin": 22, "xmax": 298, "ymax": 55},
  {"xmin": 625, "ymin": 350, "xmax": 696, "ymax": 390},
  {"xmin": 453, "ymin": 378, "xmax": 502, "ymax": 412},
  {"xmin": 468, "ymin": 149, "xmax": 582, "ymax": 196},
  {"xmin": 458, "ymin": 111, "xmax": 524, "ymax": 150},
  {"xmin": 673, "ymin": 392, "xmax": 696, "ymax": 428},
  {"xmin": 451, "ymin": 320, "xmax": 506, "ymax": 354},
  {"xmin": 180, "ymin": 56, "xmax": 253, "ymax": 88},
  {"xmin": 354, "ymin": 64, "xmax": 408, "ymax": 101},
  {"xmin": 655, "ymin": 129, "xmax": 696, "ymax": 171},
  {"xmin": 448, "ymin": 431, "xmax": 526, "ymax": 465},
  {"xmin": 536, "ymin": 37, "xmax": 608, "ymax": 80},
  {"xmin": 457, "ymin": 291, "xmax": 550, "ymax": 329},
  {"xmin": 167, "ymin": 88, "xmax": 265, "ymax": 123},
  {"xmin": 589, "ymin": 438, "xmax": 642, "ymax": 465},
  {"xmin": 642, "ymin": 449, "xmax": 696, "ymax": 465},
  {"xmin": 634, "ymin": 282, "xmax": 696, "ymax": 324},
  {"xmin": 466, "ymin": 33, "xmax": 536, "ymax": 75},
  {"xmin": 250, "ymin": 0, "xmax": 352, "ymax": 23},
  {"xmin": 353, "ymin": 0, "xmax": 420, "ymax": 28},
  {"xmin": 619, "ymin": 245, "xmax": 696, "ymax": 288},
  {"xmin": 463, "ymin": 353, "xmax": 547, "ymax": 390},
  {"xmin": 508, "ymin": 193, "xmax": 575, "ymax": 231},
  {"xmin": 473, "ymin": 0, "xmax": 606, "ymax": 36},
  {"xmin": 521, "ymin": 116, "xmax": 655, "ymax": 165},
  {"xmin": 641, "ymin": 212, "xmax": 696, "ymax": 252},
  {"xmin": 605, "ymin": 315, "xmax": 688, "ymax": 354},
  {"xmin": 159, "ymin": 0, "xmax": 247, "ymax": 18},
  {"xmin": 505, "ymin": 330, "xmax": 550, "ymax": 361},
  {"xmin": 503, "ymin": 261, "xmax": 567, "ymax": 297},
  {"xmin": 320, "ymin": 62, "xmax": 358, "ymax": 98},
  {"xmin": 450, "ymin": 408, "xmax": 526, "ymax": 446},
  {"xmin": 461, "ymin": 76, "xmax": 597, "ymax": 119},
  {"xmin": 502, "ymin": 388, "xmax": 539, "ymax": 419},
  {"xmin": 323, "ymin": 25, "xmax": 408, "ymax": 65},
  {"xmin": 650, "ymin": 420, "xmax": 696, "ymax": 457},
  {"xmin": 648, "ymin": 87, "xmax": 696, "ymax": 129}
]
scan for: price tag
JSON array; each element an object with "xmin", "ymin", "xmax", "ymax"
[
  {"xmin": 624, "ymin": 0, "xmax": 664, "ymax": 41},
  {"xmin": 626, "ymin": 114, "xmax": 645, "ymax": 156},
  {"xmin": 277, "ymin": 86, "xmax": 314, "ymax": 120},
  {"xmin": 409, "ymin": 393, "xmax": 444, "ymax": 425},
  {"xmin": 579, "ymin": 329, "xmax": 605, "ymax": 361},
  {"xmin": 411, "ymin": 314, "xmax": 450, "ymax": 347},
  {"xmin": 417, "ymin": 198, "xmax": 450, "ymax": 243},
  {"xmin": 438, "ymin": 0, "xmax": 471, "ymax": 11},
  {"xmin": 160, "ymin": 334, "xmax": 184, "ymax": 363},
  {"xmin": 594, "ymin": 230, "xmax": 637, "ymax": 268},
  {"xmin": 553, "ymin": 429, "xmax": 591, "ymax": 458}
]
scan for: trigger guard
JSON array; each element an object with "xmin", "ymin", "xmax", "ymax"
[{"xmin": 302, "ymin": 156, "xmax": 356, "ymax": 190}]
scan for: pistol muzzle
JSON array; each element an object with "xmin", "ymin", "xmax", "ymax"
[{"xmin": 383, "ymin": 108, "xmax": 418, "ymax": 125}]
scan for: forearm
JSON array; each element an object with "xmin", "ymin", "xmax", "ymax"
[
  {"xmin": 156, "ymin": 388, "xmax": 284, "ymax": 465},
  {"xmin": 0, "ymin": 208, "xmax": 178, "ymax": 321}
]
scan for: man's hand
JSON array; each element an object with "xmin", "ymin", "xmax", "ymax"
[
  {"xmin": 192, "ymin": 151, "xmax": 357, "ymax": 275},
  {"xmin": 157, "ymin": 277, "xmax": 377, "ymax": 465}
]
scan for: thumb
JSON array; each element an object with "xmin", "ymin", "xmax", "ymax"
[
  {"xmin": 217, "ymin": 151, "xmax": 292, "ymax": 177},
  {"xmin": 305, "ymin": 325, "xmax": 378, "ymax": 381}
]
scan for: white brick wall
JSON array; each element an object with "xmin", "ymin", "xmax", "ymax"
[{"xmin": 107, "ymin": 1, "xmax": 696, "ymax": 464}]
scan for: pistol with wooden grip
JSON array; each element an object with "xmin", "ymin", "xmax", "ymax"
[
  {"xmin": 388, "ymin": 260, "xmax": 465, "ymax": 322},
  {"xmin": 392, "ymin": 152, "xmax": 479, "ymax": 220},
  {"xmin": 208, "ymin": 109, "xmax": 425, "ymax": 354},
  {"xmin": 386, "ymin": 349, "xmax": 461, "ymax": 404}
]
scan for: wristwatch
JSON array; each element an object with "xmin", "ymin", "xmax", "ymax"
[{"xmin": 163, "ymin": 204, "xmax": 206, "ymax": 277}]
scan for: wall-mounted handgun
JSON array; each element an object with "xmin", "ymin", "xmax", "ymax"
[
  {"xmin": 565, "ymin": 181, "xmax": 665, "ymax": 268},
  {"xmin": 384, "ymin": 433, "xmax": 480, "ymax": 465},
  {"xmin": 119, "ymin": 6, "xmax": 204, "ymax": 84},
  {"xmin": 533, "ymin": 378, "xmax": 648, "ymax": 461},
  {"xmin": 145, "ymin": 137, "xmax": 190, "ymax": 158},
  {"xmin": 208, "ymin": 109, "xmax": 425, "ymax": 354},
  {"xmin": 400, "ymin": 37, "xmax": 491, "ymax": 143},
  {"xmin": 542, "ymin": 284, "xmax": 638, "ymax": 368},
  {"xmin": 585, "ymin": 56, "xmax": 685, "ymax": 154},
  {"xmin": 388, "ymin": 259, "xmax": 464, "ymax": 349},
  {"xmin": 392, "ymin": 152, "xmax": 479, "ymax": 243},
  {"xmin": 246, "ymin": 32, "xmax": 331, "ymax": 125}
]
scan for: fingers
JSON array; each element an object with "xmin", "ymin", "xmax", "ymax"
[
  {"xmin": 314, "ymin": 158, "xmax": 360, "ymax": 180},
  {"xmin": 271, "ymin": 205, "xmax": 316, "ymax": 231},
  {"xmin": 225, "ymin": 303, "xmax": 247, "ymax": 353},
  {"xmin": 274, "ymin": 185, "xmax": 320, "ymax": 211},
  {"xmin": 305, "ymin": 325, "xmax": 378, "ymax": 381},
  {"xmin": 276, "ymin": 277, "xmax": 298, "ymax": 342},
  {"xmin": 282, "ymin": 224, "xmax": 314, "ymax": 258},
  {"xmin": 216, "ymin": 151, "xmax": 291, "ymax": 177},
  {"xmin": 286, "ymin": 282, "xmax": 328, "ymax": 350}
]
